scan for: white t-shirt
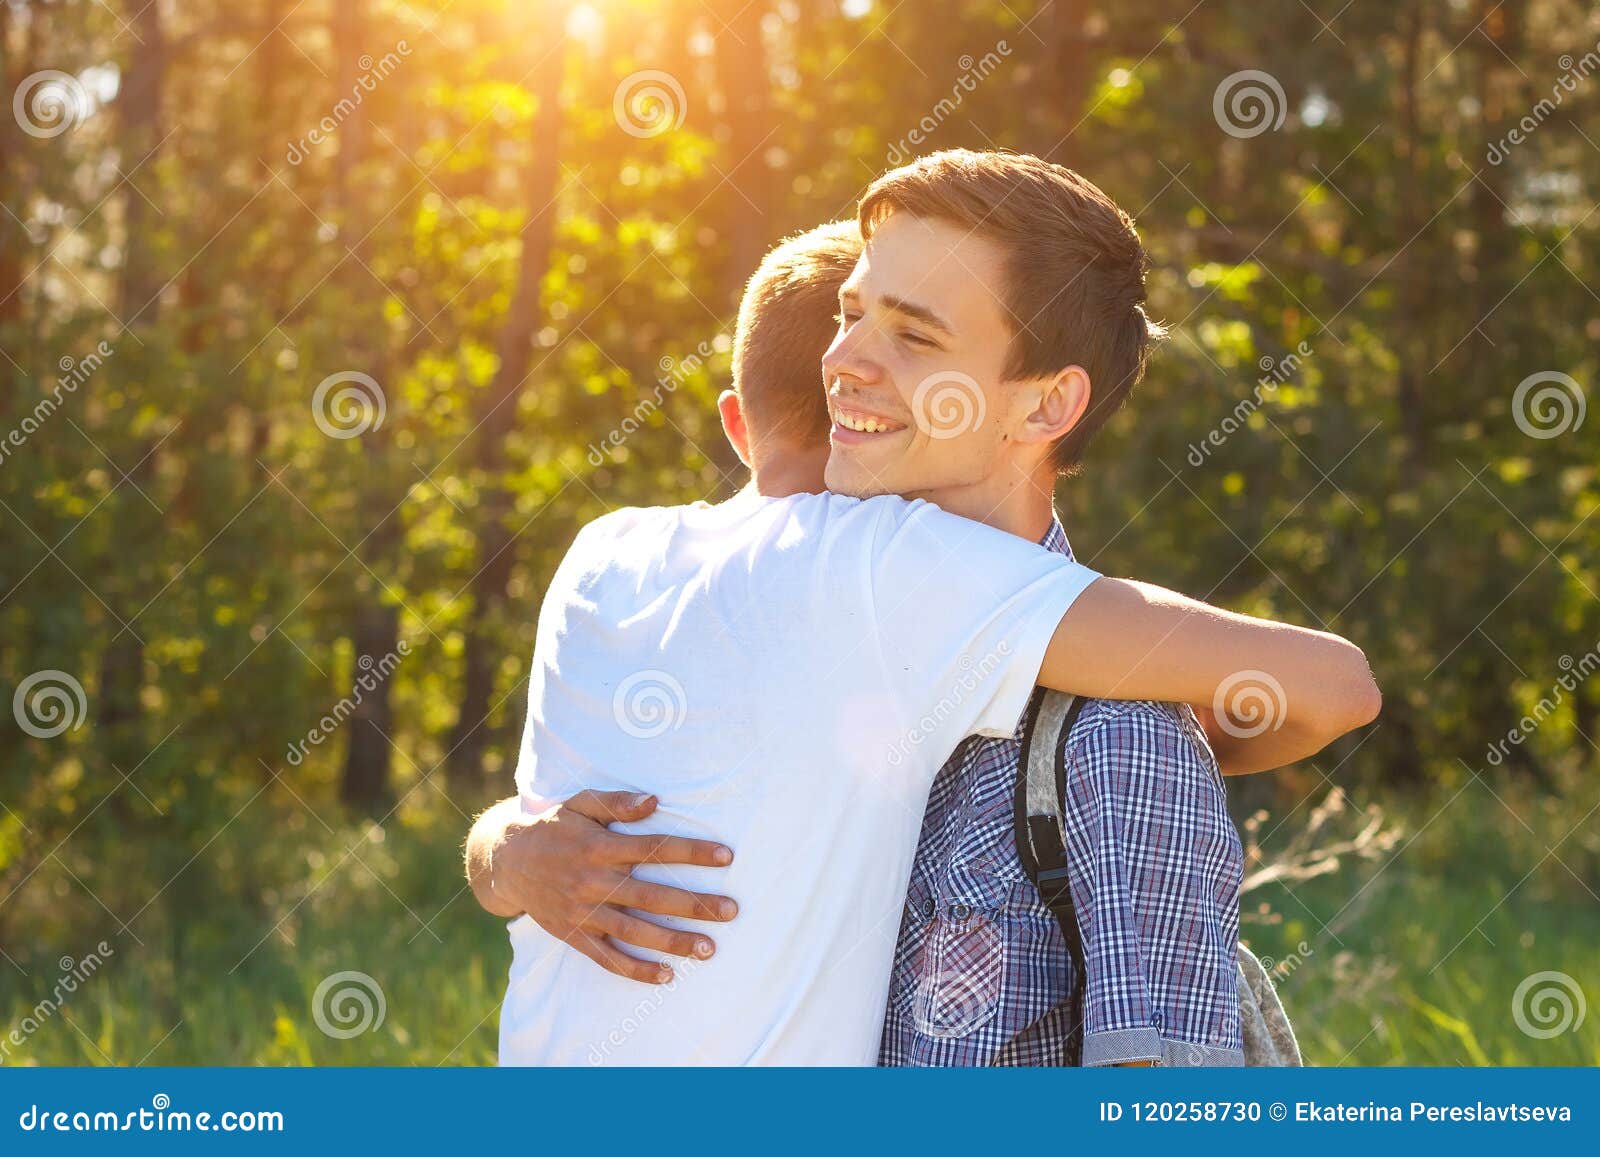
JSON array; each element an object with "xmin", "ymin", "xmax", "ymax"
[{"xmin": 498, "ymin": 489, "xmax": 1099, "ymax": 1066}]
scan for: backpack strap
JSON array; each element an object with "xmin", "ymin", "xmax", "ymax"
[
  {"xmin": 1015, "ymin": 689, "xmax": 1304, "ymax": 1068},
  {"xmin": 1013, "ymin": 686, "xmax": 1089, "ymax": 1062}
]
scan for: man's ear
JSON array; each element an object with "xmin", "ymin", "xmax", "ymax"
[
  {"xmin": 1015, "ymin": 364, "xmax": 1091, "ymax": 448},
  {"xmin": 717, "ymin": 389, "xmax": 754, "ymax": 469}
]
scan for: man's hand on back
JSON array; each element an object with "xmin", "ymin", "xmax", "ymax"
[{"xmin": 463, "ymin": 791, "xmax": 738, "ymax": 983}]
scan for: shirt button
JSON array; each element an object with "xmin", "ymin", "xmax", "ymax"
[
  {"xmin": 948, "ymin": 902, "xmax": 972, "ymax": 921},
  {"xmin": 1152, "ymin": 1011, "xmax": 1164, "ymax": 1029},
  {"xmin": 920, "ymin": 897, "xmax": 936, "ymax": 918}
]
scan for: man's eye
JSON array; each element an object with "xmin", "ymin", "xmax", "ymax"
[{"xmin": 900, "ymin": 331, "xmax": 936, "ymax": 348}]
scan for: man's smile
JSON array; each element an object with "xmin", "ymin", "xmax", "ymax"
[{"xmin": 830, "ymin": 401, "xmax": 908, "ymax": 444}]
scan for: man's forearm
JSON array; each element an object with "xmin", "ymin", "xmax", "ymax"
[
  {"xmin": 465, "ymin": 796, "xmax": 526, "ymax": 919},
  {"xmin": 1041, "ymin": 577, "xmax": 1381, "ymax": 773}
]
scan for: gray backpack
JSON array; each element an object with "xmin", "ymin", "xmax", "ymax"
[{"xmin": 1013, "ymin": 688, "xmax": 1302, "ymax": 1066}]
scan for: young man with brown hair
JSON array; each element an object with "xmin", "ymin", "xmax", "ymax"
[{"xmin": 469, "ymin": 151, "xmax": 1378, "ymax": 1066}]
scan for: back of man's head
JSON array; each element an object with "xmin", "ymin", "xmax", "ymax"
[{"xmin": 732, "ymin": 220, "xmax": 863, "ymax": 459}]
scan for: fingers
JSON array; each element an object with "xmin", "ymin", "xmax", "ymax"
[
  {"xmin": 565, "ymin": 789, "xmax": 658, "ymax": 825},
  {"xmin": 608, "ymin": 831, "xmax": 733, "ymax": 869},
  {"xmin": 594, "ymin": 908, "xmax": 716, "ymax": 962},
  {"xmin": 570, "ymin": 930, "xmax": 674, "ymax": 985},
  {"xmin": 613, "ymin": 878, "xmax": 738, "ymax": 923}
]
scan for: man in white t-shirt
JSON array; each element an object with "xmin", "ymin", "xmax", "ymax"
[
  {"xmin": 479, "ymin": 152, "xmax": 1381, "ymax": 1066},
  {"xmin": 500, "ymin": 487, "xmax": 1103, "ymax": 1064}
]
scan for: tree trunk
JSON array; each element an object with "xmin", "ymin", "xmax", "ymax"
[
  {"xmin": 446, "ymin": 27, "xmax": 566, "ymax": 792},
  {"xmin": 332, "ymin": 0, "xmax": 400, "ymax": 813},
  {"xmin": 1035, "ymin": 0, "xmax": 1092, "ymax": 168},
  {"xmin": 97, "ymin": 0, "xmax": 167, "ymax": 766},
  {"xmin": 711, "ymin": 0, "xmax": 774, "ymax": 308},
  {"xmin": 1392, "ymin": 1, "xmax": 1430, "ymax": 488}
]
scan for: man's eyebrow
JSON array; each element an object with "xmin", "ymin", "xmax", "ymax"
[{"xmin": 879, "ymin": 294, "xmax": 954, "ymax": 335}]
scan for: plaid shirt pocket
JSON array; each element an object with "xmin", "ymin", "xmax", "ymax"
[{"xmin": 900, "ymin": 861, "xmax": 1023, "ymax": 1040}]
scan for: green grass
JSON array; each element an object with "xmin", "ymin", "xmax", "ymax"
[
  {"xmin": 1245, "ymin": 768, "xmax": 1600, "ymax": 1066},
  {"xmin": 3, "ymin": 773, "xmax": 1596, "ymax": 1066}
]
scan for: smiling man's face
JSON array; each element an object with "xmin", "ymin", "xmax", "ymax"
[{"xmin": 820, "ymin": 211, "xmax": 1040, "ymax": 504}]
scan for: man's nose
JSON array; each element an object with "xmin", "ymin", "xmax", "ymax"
[{"xmin": 823, "ymin": 327, "xmax": 879, "ymax": 387}]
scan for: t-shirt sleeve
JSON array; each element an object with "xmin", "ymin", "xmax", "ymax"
[{"xmin": 864, "ymin": 500, "xmax": 1100, "ymax": 742}]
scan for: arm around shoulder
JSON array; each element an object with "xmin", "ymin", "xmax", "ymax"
[{"xmin": 1037, "ymin": 577, "xmax": 1381, "ymax": 775}]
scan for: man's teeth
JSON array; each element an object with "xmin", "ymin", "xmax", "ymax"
[{"xmin": 838, "ymin": 412, "xmax": 896, "ymax": 433}]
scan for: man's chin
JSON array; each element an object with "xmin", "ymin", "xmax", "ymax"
[{"xmin": 824, "ymin": 456, "xmax": 890, "ymax": 499}]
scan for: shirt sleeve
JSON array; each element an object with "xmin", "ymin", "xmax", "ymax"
[
  {"xmin": 1056, "ymin": 702, "xmax": 1246, "ymax": 1067},
  {"xmin": 862, "ymin": 499, "xmax": 1099, "ymax": 743}
]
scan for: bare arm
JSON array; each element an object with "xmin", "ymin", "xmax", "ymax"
[
  {"xmin": 463, "ymin": 791, "xmax": 739, "ymax": 983},
  {"xmin": 1038, "ymin": 578, "xmax": 1380, "ymax": 775}
]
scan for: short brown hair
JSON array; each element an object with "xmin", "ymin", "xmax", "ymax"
[
  {"xmin": 858, "ymin": 149, "xmax": 1163, "ymax": 472},
  {"xmin": 733, "ymin": 220, "xmax": 862, "ymax": 452}
]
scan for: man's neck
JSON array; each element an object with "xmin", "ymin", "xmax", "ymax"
[
  {"xmin": 749, "ymin": 447, "xmax": 829, "ymax": 498},
  {"xmin": 908, "ymin": 460, "xmax": 1058, "ymax": 543},
  {"xmin": 746, "ymin": 452, "xmax": 1061, "ymax": 543}
]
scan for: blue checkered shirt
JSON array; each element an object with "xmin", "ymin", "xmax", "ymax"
[{"xmin": 879, "ymin": 521, "xmax": 1246, "ymax": 1067}]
